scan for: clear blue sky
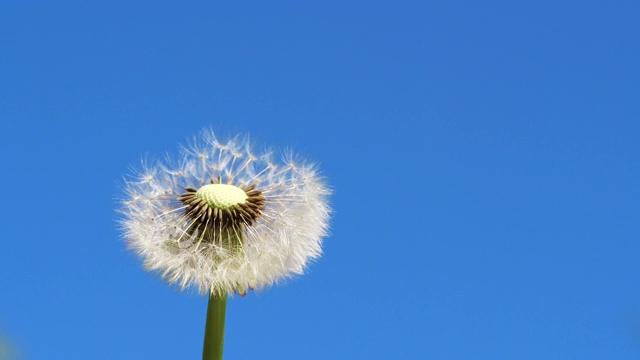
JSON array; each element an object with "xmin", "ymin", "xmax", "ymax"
[{"xmin": 1, "ymin": 1, "xmax": 639, "ymax": 359}]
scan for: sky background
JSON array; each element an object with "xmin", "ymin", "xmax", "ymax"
[{"xmin": 1, "ymin": 1, "xmax": 639, "ymax": 359}]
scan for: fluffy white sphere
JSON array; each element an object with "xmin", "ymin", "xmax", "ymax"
[{"xmin": 119, "ymin": 130, "xmax": 331, "ymax": 296}]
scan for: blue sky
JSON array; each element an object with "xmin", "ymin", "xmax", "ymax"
[{"xmin": 1, "ymin": 1, "xmax": 639, "ymax": 359}]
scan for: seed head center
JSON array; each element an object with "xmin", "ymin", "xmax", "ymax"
[{"xmin": 195, "ymin": 184, "xmax": 248, "ymax": 209}]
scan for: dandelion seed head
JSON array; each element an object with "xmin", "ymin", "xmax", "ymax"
[{"xmin": 119, "ymin": 129, "xmax": 331, "ymax": 296}]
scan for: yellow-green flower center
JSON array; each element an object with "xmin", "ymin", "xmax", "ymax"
[{"xmin": 195, "ymin": 184, "xmax": 248, "ymax": 209}]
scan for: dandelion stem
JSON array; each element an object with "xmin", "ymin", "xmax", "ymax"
[{"xmin": 202, "ymin": 293, "xmax": 227, "ymax": 360}]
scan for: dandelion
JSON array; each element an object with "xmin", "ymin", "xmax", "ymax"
[{"xmin": 119, "ymin": 129, "xmax": 331, "ymax": 359}]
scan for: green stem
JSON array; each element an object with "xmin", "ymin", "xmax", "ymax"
[{"xmin": 202, "ymin": 293, "xmax": 227, "ymax": 360}]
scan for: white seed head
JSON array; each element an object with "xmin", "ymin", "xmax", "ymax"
[{"xmin": 118, "ymin": 129, "xmax": 331, "ymax": 296}]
